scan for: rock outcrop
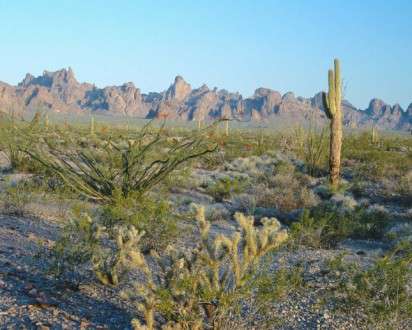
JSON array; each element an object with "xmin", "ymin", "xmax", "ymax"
[{"xmin": 0, "ymin": 68, "xmax": 410, "ymax": 131}]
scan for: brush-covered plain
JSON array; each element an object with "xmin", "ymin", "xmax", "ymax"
[{"xmin": 0, "ymin": 114, "xmax": 411, "ymax": 329}]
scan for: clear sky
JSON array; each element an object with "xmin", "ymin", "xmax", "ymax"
[{"xmin": 1, "ymin": 0, "xmax": 411, "ymax": 109}]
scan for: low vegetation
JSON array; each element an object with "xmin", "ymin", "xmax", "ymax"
[{"xmin": 0, "ymin": 112, "xmax": 411, "ymax": 329}]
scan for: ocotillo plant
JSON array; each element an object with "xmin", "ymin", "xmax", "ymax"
[
  {"xmin": 25, "ymin": 120, "xmax": 218, "ymax": 204},
  {"xmin": 322, "ymin": 59, "xmax": 343, "ymax": 187}
]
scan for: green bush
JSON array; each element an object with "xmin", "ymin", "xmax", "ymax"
[
  {"xmin": 206, "ymin": 176, "xmax": 249, "ymax": 202},
  {"xmin": 50, "ymin": 208, "xmax": 145, "ymax": 286},
  {"xmin": 0, "ymin": 182, "xmax": 31, "ymax": 216},
  {"xmin": 290, "ymin": 205, "xmax": 390, "ymax": 248},
  {"xmin": 332, "ymin": 241, "xmax": 412, "ymax": 327},
  {"xmin": 100, "ymin": 194, "xmax": 179, "ymax": 253}
]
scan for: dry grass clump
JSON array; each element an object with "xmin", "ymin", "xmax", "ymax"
[
  {"xmin": 226, "ymin": 155, "xmax": 279, "ymax": 177},
  {"xmin": 255, "ymin": 172, "xmax": 319, "ymax": 212}
]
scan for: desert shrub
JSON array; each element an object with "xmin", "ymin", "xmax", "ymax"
[
  {"xmin": 0, "ymin": 182, "xmax": 31, "ymax": 216},
  {"xmin": 290, "ymin": 205, "xmax": 391, "ymax": 248},
  {"xmin": 218, "ymin": 130, "xmax": 279, "ymax": 161},
  {"xmin": 0, "ymin": 114, "xmax": 45, "ymax": 172},
  {"xmin": 254, "ymin": 263, "xmax": 305, "ymax": 301},
  {"xmin": 206, "ymin": 176, "xmax": 249, "ymax": 202},
  {"xmin": 231, "ymin": 194, "xmax": 257, "ymax": 215},
  {"xmin": 50, "ymin": 192, "xmax": 180, "ymax": 285},
  {"xmin": 256, "ymin": 172, "xmax": 319, "ymax": 212},
  {"xmin": 50, "ymin": 209, "xmax": 145, "ymax": 286},
  {"xmin": 123, "ymin": 206, "xmax": 288, "ymax": 329},
  {"xmin": 332, "ymin": 241, "xmax": 412, "ymax": 327},
  {"xmin": 217, "ymin": 261, "xmax": 305, "ymax": 329},
  {"xmin": 25, "ymin": 120, "xmax": 217, "ymax": 203},
  {"xmin": 163, "ymin": 165, "xmax": 193, "ymax": 190},
  {"xmin": 289, "ymin": 209, "xmax": 328, "ymax": 248},
  {"xmin": 227, "ymin": 155, "xmax": 279, "ymax": 179},
  {"xmin": 291, "ymin": 124, "xmax": 328, "ymax": 176},
  {"xmin": 200, "ymin": 150, "xmax": 226, "ymax": 170},
  {"xmin": 100, "ymin": 194, "xmax": 179, "ymax": 253},
  {"xmin": 396, "ymin": 170, "xmax": 412, "ymax": 205},
  {"xmin": 343, "ymin": 132, "xmax": 411, "ymax": 182},
  {"xmin": 203, "ymin": 203, "xmax": 231, "ymax": 222}
]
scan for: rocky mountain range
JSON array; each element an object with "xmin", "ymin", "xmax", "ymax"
[{"xmin": 0, "ymin": 68, "xmax": 411, "ymax": 131}]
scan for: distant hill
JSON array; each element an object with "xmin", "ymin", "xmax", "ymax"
[{"xmin": 0, "ymin": 68, "xmax": 411, "ymax": 131}]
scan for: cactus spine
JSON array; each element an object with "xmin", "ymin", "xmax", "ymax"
[{"xmin": 322, "ymin": 59, "xmax": 343, "ymax": 187}]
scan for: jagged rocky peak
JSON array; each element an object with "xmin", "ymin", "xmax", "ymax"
[
  {"xmin": 254, "ymin": 87, "xmax": 281, "ymax": 99},
  {"xmin": 46, "ymin": 67, "xmax": 75, "ymax": 80},
  {"xmin": 282, "ymin": 91, "xmax": 296, "ymax": 101},
  {"xmin": 311, "ymin": 92, "xmax": 325, "ymax": 109},
  {"xmin": 254, "ymin": 87, "xmax": 272, "ymax": 97},
  {"xmin": 19, "ymin": 67, "xmax": 78, "ymax": 88},
  {"xmin": 197, "ymin": 84, "xmax": 210, "ymax": 93},
  {"xmin": 120, "ymin": 82, "xmax": 139, "ymax": 92},
  {"xmin": 253, "ymin": 88, "xmax": 282, "ymax": 106},
  {"xmin": 0, "ymin": 68, "xmax": 411, "ymax": 131},
  {"xmin": 165, "ymin": 75, "xmax": 192, "ymax": 102},
  {"xmin": 366, "ymin": 98, "xmax": 390, "ymax": 116},
  {"xmin": 40, "ymin": 68, "xmax": 77, "ymax": 87},
  {"xmin": 407, "ymin": 103, "xmax": 412, "ymax": 115},
  {"xmin": 391, "ymin": 103, "xmax": 403, "ymax": 114},
  {"xmin": 19, "ymin": 73, "xmax": 35, "ymax": 87}
]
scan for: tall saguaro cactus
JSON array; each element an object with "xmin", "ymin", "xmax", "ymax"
[{"xmin": 322, "ymin": 59, "xmax": 342, "ymax": 187}]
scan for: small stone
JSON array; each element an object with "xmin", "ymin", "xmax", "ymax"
[
  {"xmin": 35, "ymin": 292, "xmax": 50, "ymax": 306},
  {"xmin": 80, "ymin": 320, "xmax": 90, "ymax": 329},
  {"xmin": 28, "ymin": 288, "xmax": 38, "ymax": 296},
  {"xmin": 24, "ymin": 283, "xmax": 34, "ymax": 290},
  {"xmin": 36, "ymin": 323, "xmax": 50, "ymax": 330}
]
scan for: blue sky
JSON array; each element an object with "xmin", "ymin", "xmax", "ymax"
[{"xmin": 1, "ymin": 0, "xmax": 411, "ymax": 108}]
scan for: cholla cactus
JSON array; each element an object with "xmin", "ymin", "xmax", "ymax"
[
  {"xmin": 93, "ymin": 224, "xmax": 145, "ymax": 286},
  {"xmin": 126, "ymin": 205, "xmax": 288, "ymax": 329}
]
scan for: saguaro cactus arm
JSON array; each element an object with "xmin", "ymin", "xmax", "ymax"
[
  {"xmin": 334, "ymin": 59, "xmax": 341, "ymax": 104},
  {"xmin": 322, "ymin": 60, "xmax": 341, "ymax": 120}
]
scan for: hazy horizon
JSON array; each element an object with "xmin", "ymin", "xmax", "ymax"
[{"xmin": 1, "ymin": 0, "xmax": 411, "ymax": 109}]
